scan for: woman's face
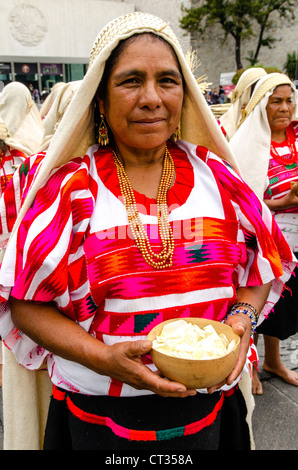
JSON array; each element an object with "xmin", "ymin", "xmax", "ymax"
[
  {"xmin": 266, "ymin": 85, "xmax": 295, "ymax": 133},
  {"xmin": 98, "ymin": 34, "xmax": 184, "ymax": 154}
]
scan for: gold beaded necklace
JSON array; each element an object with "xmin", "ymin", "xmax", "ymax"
[{"xmin": 113, "ymin": 146, "xmax": 175, "ymax": 269}]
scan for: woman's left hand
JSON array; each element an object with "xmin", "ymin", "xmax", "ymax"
[{"xmin": 206, "ymin": 312, "xmax": 252, "ymax": 394}]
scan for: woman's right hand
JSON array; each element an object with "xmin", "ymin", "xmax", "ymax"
[
  {"xmin": 100, "ymin": 339, "xmax": 197, "ymax": 398},
  {"xmin": 10, "ymin": 297, "xmax": 196, "ymax": 398}
]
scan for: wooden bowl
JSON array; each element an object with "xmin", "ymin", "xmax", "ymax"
[{"xmin": 147, "ymin": 318, "xmax": 240, "ymax": 389}]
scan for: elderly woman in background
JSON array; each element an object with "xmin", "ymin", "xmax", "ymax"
[
  {"xmin": 219, "ymin": 67, "xmax": 267, "ymax": 141},
  {"xmin": 0, "ymin": 14, "xmax": 295, "ymax": 450},
  {"xmin": 230, "ymin": 73, "xmax": 298, "ymax": 394},
  {"xmin": 0, "ymin": 81, "xmax": 43, "ymax": 396}
]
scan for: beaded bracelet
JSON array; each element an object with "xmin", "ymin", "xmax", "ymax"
[
  {"xmin": 231, "ymin": 302, "xmax": 259, "ymax": 320},
  {"xmin": 226, "ymin": 302, "xmax": 259, "ymax": 333}
]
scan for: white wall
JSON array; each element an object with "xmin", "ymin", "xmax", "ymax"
[{"xmin": 0, "ymin": 0, "xmax": 134, "ymax": 63}]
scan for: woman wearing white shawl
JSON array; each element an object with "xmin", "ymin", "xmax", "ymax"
[
  {"xmin": 0, "ymin": 81, "xmax": 44, "ymax": 450},
  {"xmin": 219, "ymin": 67, "xmax": 267, "ymax": 141},
  {"xmin": 229, "ymin": 73, "xmax": 298, "ymax": 394},
  {"xmin": 0, "ymin": 81, "xmax": 81, "ymax": 450}
]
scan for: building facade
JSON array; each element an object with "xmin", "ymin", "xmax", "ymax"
[
  {"xmin": 0, "ymin": 1, "xmax": 132, "ymax": 95},
  {"xmin": 0, "ymin": 0, "xmax": 297, "ymax": 98},
  {"xmin": 0, "ymin": 0, "xmax": 191, "ymax": 99}
]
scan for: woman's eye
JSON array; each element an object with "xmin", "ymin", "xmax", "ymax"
[
  {"xmin": 121, "ymin": 77, "xmax": 139, "ymax": 85},
  {"xmin": 160, "ymin": 77, "xmax": 179, "ymax": 84}
]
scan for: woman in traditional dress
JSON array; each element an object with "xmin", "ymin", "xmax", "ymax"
[
  {"xmin": 230, "ymin": 73, "xmax": 298, "ymax": 394},
  {"xmin": 0, "ymin": 81, "xmax": 80, "ymax": 450},
  {"xmin": 0, "ymin": 82, "xmax": 43, "ymax": 448},
  {"xmin": 0, "ymin": 14, "xmax": 295, "ymax": 450},
  {"xmin": 219, "ymin": 67, "xmax": 267, "ymax": 141}
]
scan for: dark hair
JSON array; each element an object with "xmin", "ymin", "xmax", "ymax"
[{"xmin": 93, "ymin": 32, "xmax": 184, "ymax": 142}]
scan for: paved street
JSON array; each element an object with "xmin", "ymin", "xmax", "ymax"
[
  {"xmin": 252, "ymin": 332, "xmax": 298, "ymax": 450},
  {"xmin": 0, "ymin": 333, "xmax": 297, "ymax": 450}
]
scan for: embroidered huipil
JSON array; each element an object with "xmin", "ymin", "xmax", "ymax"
[
  {"xmin": 264, "ymin": 121, "xmax": 298, "ymax": 251},
  {"xmin": 0, "ymin": 141, "xmax": 294, "ymax": 396}
]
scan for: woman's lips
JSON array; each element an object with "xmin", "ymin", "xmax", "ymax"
[{"xmin": 134, "ymin": 117, "xmax": 165, "ymax": 124}]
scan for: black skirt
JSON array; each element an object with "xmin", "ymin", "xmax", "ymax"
[
  {"xmin": 256, "ymin": 261, "xmax": 298, "ymax": 340},
  {"xmin": 43, "ymin": 385, "xmax": 250, "ymax": 451}
]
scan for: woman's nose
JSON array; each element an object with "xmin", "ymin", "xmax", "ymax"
[
  {"xmin": 280, "ymin": 100, "xmax": 291, "ymax": 111},
  {"xmin": 138, "ymin": 82, "xmax": 162, "ymax": 109}
]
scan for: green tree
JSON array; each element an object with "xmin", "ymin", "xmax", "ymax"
[
  {"xmin": 283, "ymin": 51, "xmax": 297, "ymax": 80},
  {"xmin": 180, "ymin": 0, "xmax": 296, "ymax": 70}
]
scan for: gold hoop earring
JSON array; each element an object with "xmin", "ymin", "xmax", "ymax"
[{"xmin": 98, "ymin": 113, "xmax": 109, "ymax": 146}]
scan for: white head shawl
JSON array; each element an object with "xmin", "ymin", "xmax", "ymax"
[
  {"xmin": 5, "ymin": 12, "xmax": 240, "ymax": 252},
  {"xmin": 38, "ymin": 81, "xmax": 81, "ymax": 152},
  {"xmin": 0, "ymin": 82, "xmax": 44, "ymax": 156},
  {"xmin": 229, "ymin": 73, "xmax": 295, "ymax": 198},
  {"xmin": 39, "ymin": 81, "xmax": 66, "ymax": 120},
  {"xmin": 219, "ymin": 68, "xmax": 267, "ymax": 141}
]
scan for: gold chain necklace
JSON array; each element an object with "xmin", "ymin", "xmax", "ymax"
[{"xmin": 113, "ymin": 146, "xmax": 175, "ymax": 269}]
